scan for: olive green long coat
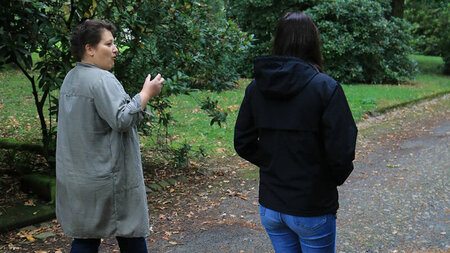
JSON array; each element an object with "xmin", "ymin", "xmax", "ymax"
[{"xmin": 56, "ymin": 62, "xmax": 149, "ymax": 238}]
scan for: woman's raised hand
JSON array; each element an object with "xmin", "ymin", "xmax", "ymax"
[{"xmin": 140, "ymin": 73, "xmax": 165, "ymax": 110}]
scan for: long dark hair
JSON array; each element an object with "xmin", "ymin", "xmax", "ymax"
[
  {"xmin": 272, "ymin": 11, "xmax": 323, "ymax": 72},
  {"xmin": 70, "ymin": 19, "xmax": 116, "ymax": 62}
]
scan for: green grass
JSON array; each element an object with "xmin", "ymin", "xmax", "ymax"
[
  {"xmin": 410, "ymin": 54, "xmax": 444, "ymax": 75},
  {"xmin": 344, "ymin": 54, "xmax": 449, "ymax": 120},
  {"xmin": 343, "ymin": 73, "xmax": 450, "ymax": 119},
  {"xmin": 140, "ymin": 81, "xmax": 248, "ymax": 156},
  {"xmin": 1, "ymin": 55, "xmax": 449, "ymax": 158},
  {"xmin": 0, "ymin": 68, "xmax": 44, "ymax": 143}
]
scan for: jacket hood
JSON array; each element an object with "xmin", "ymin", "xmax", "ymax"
[{"xmin": 254, "ymin": 56, "xmax": 318, "ymax": 99}]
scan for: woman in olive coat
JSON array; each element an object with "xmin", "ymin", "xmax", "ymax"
[{"xmin": 56, "ymin": 19, "xmax": 164, "ymax": 252}]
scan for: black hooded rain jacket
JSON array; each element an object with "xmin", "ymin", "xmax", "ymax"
[{"xmin": 234, "ymin": 56, "xmax": 357, "ymax": 216}]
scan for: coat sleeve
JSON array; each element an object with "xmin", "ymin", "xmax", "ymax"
[
  {"xmin": 234, "ymin": 83, "xmax": 270, "ymax": 167},
  {"xmin": 321, "ymin": 84, "xmax": 358, "ymax": 185},
  {"xmin": 91, "ymin": 73, "xmax": 145, "ymax": 132}
]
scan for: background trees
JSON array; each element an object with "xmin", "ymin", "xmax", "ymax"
[
  {"xmin": 307, "ymin": 0, "xmax": 416, "ymax": 84},
  {"xmin": 226, "ymin": 0, "xmax": 416, "ymax": 83},
  {"xmin": 405, "ymin": 0, "xmax": 449, "ymax": 74}
]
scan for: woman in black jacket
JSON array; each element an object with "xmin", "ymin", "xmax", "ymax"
[{"xmin": 234, "ymin": 11, "xmax": 357, "ymax": 252}]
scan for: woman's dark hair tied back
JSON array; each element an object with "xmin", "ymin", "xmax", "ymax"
[
  {"xmin": 70, "ymin": 19, "xmax": 116, "ymax": 62},
  {"xmin": 273, "ymin": 11, "xmax": 323, "ymax": 72}
]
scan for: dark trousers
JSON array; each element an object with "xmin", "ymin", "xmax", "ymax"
[{"xmin": 71, "ymin": 237, "xmax": 148, "ymax": 253}]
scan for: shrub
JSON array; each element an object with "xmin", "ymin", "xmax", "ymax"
[
  {"xmin": 307, "ymin": 0, "xmax": 416, "ymax": 84},
  {"xmin": 405, "ymin": 1, "xmax": 449, "ymax": 55},
  {"xmin": 111, "ymin": 0, "xmax": 251, "ymax": 93},
  {"xmin": 225, "ymin": 0, "xmax": 316, "ymax": 77},
  {"xmin": 405, "ymin": 1, "xmax": 449, "ymax": 75},
  {"xmin": 107, "ymin": 0, "xmax": 251, "ymax": 139},
  {"xmin": 226, "ymin": 0, "xmax": 416, "ymax": 83}
]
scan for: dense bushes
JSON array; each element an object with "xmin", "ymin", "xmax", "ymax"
[
  {"xmin": 110, "ymin": 0, "xmax": 251, "ymax": 94},
  {"xmin": 225, "ymin": 0, "xmax": 316, "ymax": 77},
  {"xmin": 405, "ymin": 0, "xmax": 449, "ymax": 74},
  {"xmin": 226, "ymin": 0, "xmax": 416, "ymax": 84},
  {"xmin": 307, "ymin": 0, "xmax": 416, "ymax": 84}
]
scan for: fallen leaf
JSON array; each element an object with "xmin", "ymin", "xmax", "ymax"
[
  {"xmin": 8, "ymin": 243, "xmax": 20, "ymax": 250},
  {"xmin": 6, "ymin": 186, "xmax": 13, "ymax": 194},
  {"xmin": 216, "ymin": 148, "xmax": 226, "ymax": 153},
  {"xmin": 227, "ymin": 104, "xmax": 239, "ymax": 112},
  {"xmin": 26, "ymin": 235, "xmax": 35, "ymax": 242},
  {"xmin": 169, "ymin": 241, "xmax": 178, "ymax": 245},
  {"xmin": 24, "ymin": 199, "xmax": 35, "ymax": 206},
  {"xmin": 190, "ymin": 161, "xmax": 201, "ymax": 167}
]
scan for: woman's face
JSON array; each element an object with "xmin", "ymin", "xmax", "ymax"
[{"xmin": 86, "ymin": 29, "xmax": 118, "ymax": 70}]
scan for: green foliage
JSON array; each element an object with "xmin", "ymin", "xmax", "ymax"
[
  {"xmin": 226, "ymin": 0, "xmax": 416, "ymax": 84},
  {"xmin": 307, "ymin": 0, "xmax": 416, "ymax": 84},
  {"xmin": 405, "ymin": 1, "xmax": 449, "ymax": 55},
  {"xmin": 200, "ymin": 97, "xmax": 228, "ymax": 127},
  {"xmin": 171, "ymin": 143, "xmax": 192, "ymax": 169},
  {"xmin": 405, "ymin": 1, "xmax": 449, "ymax": 74},
  {"xmin": 0, "ymin": 0, "xmax": 251, "ymax": 168},
  {"xmin": 110, "ymin": 0, "xmax": 251, "ymax": 93},
  {"xmin": 107, "ymin": 0, "xmax": 251, "ymax": 132},
  {"xmin": 225, "ymin": 0, "xmax": 314, "ymax": 77}
]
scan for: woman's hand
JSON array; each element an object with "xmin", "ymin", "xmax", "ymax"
[{"xmin": 140, "ymin": 74, "xmax": 165, "ymax": 110}]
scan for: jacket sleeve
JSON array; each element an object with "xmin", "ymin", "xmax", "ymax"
[
  {"xmin": 234, "ymin": 83, "xmax": 270, "ymax": 167},
  {"xmin": 91, "ymin": 73, "xmax": 145, "ymax": 132},
  {"xmin": 321, "ymin": 84, "xmax": 358, "ymax": 185}
]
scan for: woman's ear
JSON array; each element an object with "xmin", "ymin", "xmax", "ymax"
[{"xmin": 85, "ymin": 44, "xmax": 95, "ymax": 57}]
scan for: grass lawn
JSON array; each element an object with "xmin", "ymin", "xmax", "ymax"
[
  {"xmin": 0, "ymin": 68, "xmax": 45, "ymax": 144},
  {"xmin": 0, "ymin": 55, "xmax": 449, "ymax": 158},
  {"xmin": 141, "ymin": 55, "xmax": 449, "ymax": 156}
]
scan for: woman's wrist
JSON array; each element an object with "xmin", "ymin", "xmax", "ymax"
[{"xmin": 139, "ymin": 91, "xmax": 150, "ymax": 110}]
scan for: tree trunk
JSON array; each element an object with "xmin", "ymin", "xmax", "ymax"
[{"xmin": 391, "ymin": 0, "xmax": 405, "ymax": 18}]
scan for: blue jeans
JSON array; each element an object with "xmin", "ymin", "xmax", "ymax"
[
  {"xmin": 260, "ymin": 205, "xmax": 336, "ymax": 253},
  {"xmin": 71, "ymin": 237, "xmax": 148, "ymax": 253}
]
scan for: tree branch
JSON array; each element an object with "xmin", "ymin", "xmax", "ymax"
[{"xmin": 13, "ymin": 58, "xmax": 49, "ymax": 147}]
